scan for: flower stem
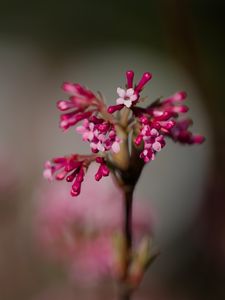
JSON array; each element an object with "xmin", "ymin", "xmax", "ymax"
[
  {"xmin": 119, "ymin": 186, "xmax": 134, "ymax": 300},
  {"xmin": 124, "ymin": 186, "xmax": 133, "ymax": 258}
]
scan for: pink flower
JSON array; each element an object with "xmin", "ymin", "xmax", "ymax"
[
  {"xmin": 116, "ymin": 87, "xmax": 137, "ymax": 108},
  {"xmin": 108, "ymin": 71, "xmax": 152, "ymax": 113}
]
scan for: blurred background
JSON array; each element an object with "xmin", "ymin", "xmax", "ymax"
[{"xmin": 0, "ymin": 0, "xmax": 224, "ymax": 299}]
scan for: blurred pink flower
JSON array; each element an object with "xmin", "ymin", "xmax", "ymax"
[{"xmin": 34, "ymin": 163, "xmax": 153, "ymax": 284}]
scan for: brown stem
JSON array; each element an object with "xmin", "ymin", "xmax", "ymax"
[
  {"xmin": 118, "ymin": 186, "xmax": 134, "ymax": 300},
  {"xmin": 124, "ymin": 186, "xmax": 133, "ymax": 254}
]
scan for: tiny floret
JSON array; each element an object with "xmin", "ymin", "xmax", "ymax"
[{"xmin": 116, "ymin": 88, "xmax": 137, "ymax": 108}]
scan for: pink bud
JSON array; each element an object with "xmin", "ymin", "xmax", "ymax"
[
  {"xmin": 101, "ymin": 164, "xmax": 110, "ymax": 176},
  {"xmin": 135, "ymin": 72, "xmax": 152, "ymax": 93},
  {"xmin": 57, "ymin": 100, "xmax": 74, "ymax": 111},
  {"xmin": 72, "ymin": 181, "xmax": 81, "ymax": 193},
  {"xmin": 56, "ymin": 171, "xmax": 67, "ymax": 180},
  {"xmin": 95, "ymin": 172, "xmax": 102, "ymax": 181},
  {"xmin": 135, "ymin": 135, "xmax": 143, "ymax": 145},
  {"xmin": 96, "ymin": 157, "xmax": 104, "ymax": 163},
  {"xmin": 70, "ymin": 189, "xmax": 80, "ymax": 197},
  {"xmin": 192, "ymin": 135, "xmax": 205, "ymax": 144},
  {"xmin": 107, "ymin": 104, "xmax": 124, "ymax": 113},
  {"xmin": 76, "ymin": 168, "xmax": 84, "ymax": 182},
  {"xmin": 126, "ymin": 70, "xmax": 134, "ymax": 88}
]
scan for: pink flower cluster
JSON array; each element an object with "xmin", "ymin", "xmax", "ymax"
[
  {"xmin": 57, "ymin": 82, "xmax": 98, "ymax": 131},
  {"xmin": 76, "ymin": 117, "xmax": 120, "ymax": 154},
  {"xmin": 37, "ymin": 165, "xmax": 152, "ymax": 284},
  {"xmin": 133, "ymin": 91, "xmax": 204, "ymax": 162},
  {"xmin": 44, "ymin": 70, "xmax": 204, "ymax": 196}
]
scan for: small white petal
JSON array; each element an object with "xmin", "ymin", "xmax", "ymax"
[
  {"xmin": 126, "ymin": 88, "xmax": 135, "ymax": 97},
  {"xmin": 143, "ymin": 149, "xmax": 148, "ymax": 156},
  {"xmin": 90, "ymin": 142, "xmax": 97, "ymax": 149},
  {"xmin": 98, "ymin": 134, "xmax": 106, "ymax": 142},
  {"xmin": 117, "ymin": 87, "xmax": 126, "ymax": 98},
  {"xmin": 124, "ymin": 100, "xmax": 132, "ymax": 108},
  {"xmin": 130, "ymin": 94, "xmax": 138, "ymax": 101},
  {"xmin": 94, "ymin": 129, "xmax": 99, "ymax": 136},
  {"xmin": 152, "ymin": 141, "xmax": 161, "ymax": 152},
  {"xmin": 97, "ymin": 142, "xmax": 105, "ymax": 152},
  {"xmin": 116, "ymin": 97, "xmax": 125, "ymax": 105},
  {"xmin": 150, "ymin": 128, "xmax": 159, "ymax": 136}
]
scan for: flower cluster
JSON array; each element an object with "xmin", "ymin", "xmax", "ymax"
[
  {"xmin": 44, "ymin": 70, "xmax": 204, "ymax": 196},
  {"xmin": 133, "ymin": 91, "xmax": 204, "ymax": 162},
  {"xmin": 76, "ymin": 117, "xmax": 120, "ymax": 154},
  {"xmin": 43, "ymin": 155, "xmax": 89, "ymax": 196},
  {"xmin": 57, "ymin": 82, "xmax": 99, "ymax": 131}
]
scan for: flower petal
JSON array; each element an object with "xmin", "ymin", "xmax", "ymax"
[
  {"xmin": 126, "ymin": 88, "xmax": 135, "ymax": 97},
  {"xmin": 124, "ymin": 99, "xmax": 132, "ymax": 108},
  {"xmin": 116, "ymin": 97, "xmax": 125, "ymax": 105},
  {"xmin": 117, "ymin": 87, "xmax": 126, "ymax": 98}
]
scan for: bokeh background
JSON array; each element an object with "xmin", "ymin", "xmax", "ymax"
[{"xmin": 0, "ymin": 0, "xmax": 224, "ymax": 299}]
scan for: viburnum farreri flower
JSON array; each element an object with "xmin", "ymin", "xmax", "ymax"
[{"xmin": 44, "ymin": 70, "xmax": 205, "ymax": 196}]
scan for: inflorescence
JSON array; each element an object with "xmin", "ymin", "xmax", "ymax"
[{"xmin": 44, "ymin": 70, "xmax": 204, "ymax": 196}]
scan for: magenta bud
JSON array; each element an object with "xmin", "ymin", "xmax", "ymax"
[
  {"xmin": 66, "ymin": 174, "xmax": 74, "ymax": 182},
  {"xmin": 161, "ymin": 120, "xmax": 176, "ymax": 129},
  {"xmin": 107, "ymin": 104, "xmax": 124, "ymax": 114},
  {"xmin": 135, "ymin": 72, "xmax": 152, "ymax": 93},
  {"xmin": 155, "ymin": 111, "xmax": 173, "ymax": 121},
  {"xmin": 66, "ymin": 168, "xmax": 78, "ymax": 182},
  {"xmin": 62, "ymin": 82, "xmax": 77, "ymax": 94},
  {"xmin": 76, "ymin": 169, "xmax": 84, "ymax": 182},
  {"xmin": 57, "ymin": 100, "xmax": 74, "ymax": 111},
  {"xmin": 95, "ymin": 172, "xmax": 102, "ymax": 181},
  {"xmin": 98, "ymin": 123, "xmax": 109, "ymax": 132},
  {"xmin": 126, "ymin": 70, "xmax": 134, "ymax": 88},
  {"xmin": 96, "ymin": 157, "xmax": 104, "ymax": 163},
  {"xmin": 56, "ymin": 171, "xmax": 66, "ymax": 180},
  {"xmin": 53, "ymin": 157, "xmax": 66, "ymax": 163},
  {"xmin": 192, "ymin": 135, "xmax": 205, "ymax": 144},
  {"xmin": 173, "ymin": 91, "xmax": 187, "ymax": 101},
  {"xmin": 91, "ymin": 148, "xmax": 99, "ymax": 153},
  {"xmin": 152, "ymin": 122, "xmax": 161, "ymax": 130},
  {"xmin": 70, "ymin": 189, "xmax": 80, "ymax": 197},
  {"xmin": 140, "ymin": 116, "xmax": 149, "ymax": 124},
  {"xmin": 74, "ymin": 84, "xmax": 95, "ymax": 98},
  {"xmin": 101, "ymin": 164, "xmax": 110, "ymax": 176},
  {"xmin": 172, "ymin": 105, "xmax": 189, "ymax": 113},
  {"xmin": 163, "ymin": 91, "xmax": 187, "ymax": 104},
  {"xmin": 135, "ymin": 135, "xmax": 143, "ymax": 145},
  {"xmin": 72, "ymin": 181, "xmax": 81, "ymax": 192}
]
